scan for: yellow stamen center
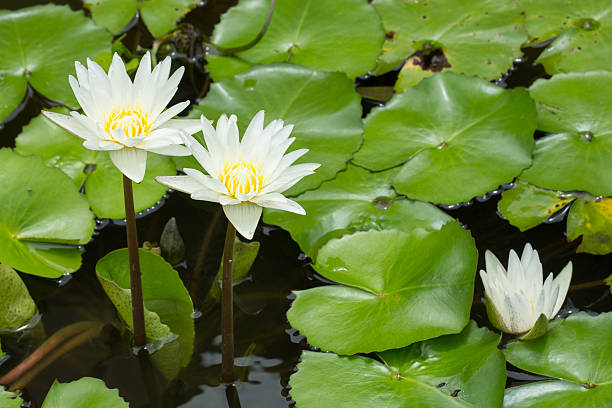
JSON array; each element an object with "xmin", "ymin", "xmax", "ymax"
[
  {"xmin": 104, "ymin": 107, "xmax": 151, "ymax": 140},
  {"xmin": 221, "ymin": 160, "xmax": 264, "ymax": 198}
]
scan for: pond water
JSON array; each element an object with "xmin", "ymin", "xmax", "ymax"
[{"xmin": 0, "ymin": 1, "xmax": 611, "ymax": 407}]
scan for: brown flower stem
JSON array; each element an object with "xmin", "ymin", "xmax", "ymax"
[
  {"xmin": 123, "ymin": 175, "xmax": 146, "ymax": 347},
  {"xmin": 570, "ymin": 279, "xmax": 606, "ymax": 291},
  {"xmin": 221, "ymin": 220, "xmax": 236, "ymax": 383},
  {"xmin": 0, "ymin": 321, "xmax": 97, "ymax": 386},
  {"xmin": 4, "ymin": 322, "xmax": 105, "ymax": 391}
]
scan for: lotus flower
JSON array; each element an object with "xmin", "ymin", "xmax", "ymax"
[
  {"xmin": 156, "ymin": 111, "xmax": 320, "ymax": 239},
  {"xmin": 42, "ymin": 52, "xmax": 199, "ymax": 183},
  {"xmin": 480, "ymin": 243, "xmax": 572, "ymax": 335}
]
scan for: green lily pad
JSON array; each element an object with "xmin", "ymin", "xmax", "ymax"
[
  {"xmin": 0, "ymin": 149, "xmax": 94, "ymax": 278},
  {"xmin": 287, "ymin": 222, "xmax": 477, "ymax": 354},
  {"xmin": 567, "ymin": 197, "xmax": 612, "ymax": 255},
  {"xmin": 0, "ymin": 389, "xmax": 23, "ymax": 408},
  {"xmin": 210, "ymin": 0, "xmax": 272, "ymax": 50},
  {"xmin": 0, "ymin": 263, "xmax": 36, "ymax": 331},
  {"xmin": 41, "ymin": 377, "xmax": 128, "ymax": 408},
  {"xmin": 518, "ymin": 0, "xmax": 612, "ymax": 74},
  {"xmin": 522, "ymin": 71, "xmax": 612, "ymax": 196},
  {"xmin": 0, "ymin": 4, "xmax": 110, "ymax": 123},
  {"xmin": 372, "ymin": 0, "xmax": 526, "ymax": 84},
  {"xmin": 96, "ymin": 249, "xmax": 194, "ymax": 379},
  {"xmin": 504, "ymin": 312, "xmax": 612, "ymax": 408},
  {"xmin": 290, "ymin": 322, "xmax": 505, "ymax": 408},
  {"xmin": 16, "ymin": 110, "xmax": 176, "ymax": 219},
  {"xmin": 193, "ymin": 63, "xmax": 363, "ymax": 195},
  {"xmin": 497, "ymin": 181, "xmax": 575, "ymax": 231},
  {"xmin": 83, "ymin": 0, "xmax": 199, "ymax": 38},
  {"xmin": 264, "ymin": 164, "xmax": 453, "ymax": 258},
  {"xmin": 353, "ymin": 72, "xmax": 536, "ymax": 205},
  {"xmin": 206, "ymin": 0, "xmax": 384, "ymax": 80}
]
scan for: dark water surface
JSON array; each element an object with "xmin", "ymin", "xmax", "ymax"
[{"xmin": 0, "ymin": 1, "xmax": 611, "ymax": 407}]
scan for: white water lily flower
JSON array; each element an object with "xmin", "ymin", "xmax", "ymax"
[
  {"xmin": 42, "ymin": 52, "xmax": 200, "ymax": 183},
  {"xmin": 480, "ymin": 243, "xmax": 572, "ymax": 335},
  {"xmin": 156, "ymin": 111, "xmax": 320, "ymax": 239}
]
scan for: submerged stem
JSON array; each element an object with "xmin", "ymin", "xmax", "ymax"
[
  {"xmin": 221, "ymin": 220, "xmax": 236, "ymax": 383},
  {"xmin": 123, "ymin": 175, "xmax": 146, "ymax": 347},
  {"xmin": 2, "ymin": 322, "xmax": 106, "ymax": 391},
  {"xmin": 0, "ymin": 321, "xmax": 97, "ymax": 386}
]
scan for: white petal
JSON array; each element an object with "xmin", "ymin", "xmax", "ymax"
[
  {"xmin": 151, "ymin": 101, "xmax": 190, "ymax": 129},
  {"xmin": 191, "ymin": 189, "xmax": 222, "ymax": 203},
  {"xmin": 223, "ymin": 202, "xmax": 262, "ymax": 240},
  {"xmin": 252, "ymin": 193, "xmax": 305, "ymax": 214},
  {"xmin": 164, "ymin": 118, "xmax": 202, "ymax": 134},
  {"xmin": 41, "ymin": 111, "xmax": 94, "ymax": 141},
  {"xmin": 551, "ymin": 261, "xmax": 572, "ymax": 317},
  {"xmin": 108, "ymin": 53, "xmax": 132, "ymax": 105},
  {"xmin": 184, "ymin": 168, "xmax": 229, "ymax": 195},
  {"xmin": 83, "ymin": 139, "xmax": 123, "ymax": 151},
  {"xmin": 180, "ymin": 132, "xmax": 217, "ymax": 176},
  {"xmin": 259, "ymin": 162, "xmax": 319, "ymax": 195},
  {"xmin": 145, "ymin": 144, "xmax": 191, "ymax": 156},
  {"xmin": 241, "ymin": 110, "xmax": 265, "ymax": 149},
  {"xmin": 156, "ymin": 175, "xmax": 202, "ymax": 195},
  {"xmin": 123, "ymin": 136, "xmax": 146, "ymax": 147},
  {"xmin": 264, "ymin": 148, "xmax": 309, "ymax": 184},
  {"xmin": 109, "ymin": 148, "xmax": 147, "ymax": 183}
]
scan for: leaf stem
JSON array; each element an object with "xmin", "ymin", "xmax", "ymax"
[
  {"xmin": 1, "ymin": 322, "xmax": 106, "ymax": 391},
  {"xmin": 221, "ymin": 220, "xmax": 236, "ymax": 383},
  {"xmin": 0, "ymin": 321, "xmax": 97, "ymax": 386},
  {"xmin": 123, "ymin": 175, "xmax": 146, "ymax": 347}
]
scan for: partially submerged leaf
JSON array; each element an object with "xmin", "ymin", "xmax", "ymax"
[
  {"xmin": 497, "ymin": 181, "xmax": 575, "ymax": 231},
  {"xmin": 567, "ymin": 197, "xmax": 612, "ymax": 255},
  {"xmin": 0, "ymin": 388, "xmax": 23, "ymax": 408},
  {"xmin": 96, "ymin": 249, "xmax": 194, "ymax": 379},
  {"xmin": 0, "ymin": 264, "xmax": 36, "ymax": 331}
]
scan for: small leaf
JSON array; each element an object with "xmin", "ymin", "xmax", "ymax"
[
  {"xmin": 518, "ymin": 313, "xmax": 549, "ymax": 340},
  {"xmin": 41, "ymin": 377, "xmax": 128, "ymax": 408},
  {"xmin": 497, "ymin": 181, "xmax": 575, "ymax": 231},
  {"xmin": 206, "ymin": 238, "xmax": 260, "ymax": 305},
  {"xmin": 160, "ymin": 218, "xmax": 185, "ymax": 265},
  {"xmin": 0, "ymin": 388, "xmax": 23, "ymax": 408},
  {"xmin": 567, "ymin": 197, "xmax": 612, "ymax": 255},
  {"xmin": 0, "ymin": 263, "xmax": 36, "ymax": 331}
]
